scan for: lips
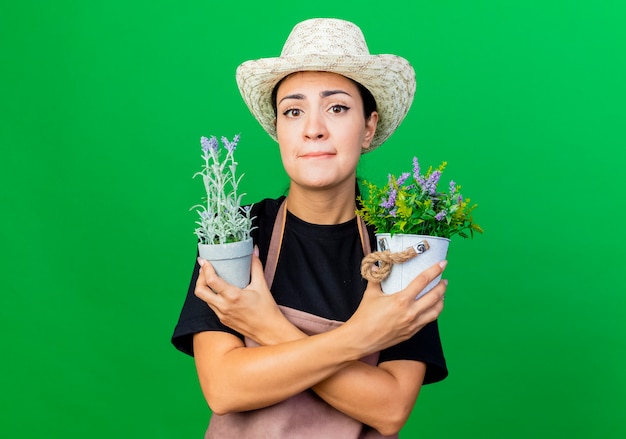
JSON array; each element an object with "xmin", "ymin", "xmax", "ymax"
[{"xmin": 300, "ymin": 150, "xmax": 336, "ymax": 158}]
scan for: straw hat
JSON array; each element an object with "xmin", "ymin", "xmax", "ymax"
[{"xmin": 235, "ymin": 18, "xmax": 416, "ymax": 152}]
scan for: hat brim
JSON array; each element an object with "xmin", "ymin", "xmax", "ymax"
[{"xmin": 236, "ymin": 54, "xmax": 416, "ymax": 152}]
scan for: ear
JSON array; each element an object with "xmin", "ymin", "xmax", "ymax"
[{"xmin": 361, "ymin": 111, "xmax": 379, "ymax": 151}]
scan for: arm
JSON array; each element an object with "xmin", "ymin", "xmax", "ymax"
[
  {"xmin": 195, "ymin": 252, "xmax": 447, "ymax": 434},
  {"xmin": 312, "ymin": 359, "xmax": 427, "ymax": 435},
  {"xmin": 193, "ymin": 324, "xmax": 360, "ymax": 415}
]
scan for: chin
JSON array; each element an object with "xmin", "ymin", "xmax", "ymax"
[
  {"xmin": 302, "ymin": 180, "xmax": 334, "ymax": 189},
  {"xmin": 301, "ymin": 176, "xmax": 354, "ymax": 191}
]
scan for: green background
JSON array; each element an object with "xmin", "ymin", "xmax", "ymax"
[{"xmin": 2, "ymin": 0, "xmax": 624, "ymax": 437}]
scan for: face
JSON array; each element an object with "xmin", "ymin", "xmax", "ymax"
[{"xmin": 274, "ymin": 71, "xmax": 378, "ymax": 192}]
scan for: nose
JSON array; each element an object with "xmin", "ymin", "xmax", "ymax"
[{"xmin": 303, "ymin": 111, "xmax": 328, "ymax": 140}]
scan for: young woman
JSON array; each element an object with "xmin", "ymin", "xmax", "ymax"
[{"xmin": 172, "ymin": 18, "xmax": 448, "ymax": 438}]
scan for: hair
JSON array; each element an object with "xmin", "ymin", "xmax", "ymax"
[{"xmin": 271, "ymin": 74, "xmax": 378, "ymax": 121}]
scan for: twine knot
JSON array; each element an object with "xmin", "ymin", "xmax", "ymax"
[{"xmin": 361, "ymin": 239, "xmax": 430, "ymax": 283}]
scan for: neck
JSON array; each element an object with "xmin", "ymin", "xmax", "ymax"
[{"xmin": 286, "ymin": 183, "xmax": 357, "ymax": 225}]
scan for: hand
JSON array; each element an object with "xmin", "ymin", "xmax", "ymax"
[
  {"xmin": 344, "ymin": 260, "xmax": 448, "ymax": 356},
  {"xmin": 195, "ymin": 247, "xmax": 301, "ymax": 345}
]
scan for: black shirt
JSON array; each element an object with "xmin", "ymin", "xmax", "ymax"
[{"xmin": 172, "ymin": 196, "xmax": 447, "ymax": 384}]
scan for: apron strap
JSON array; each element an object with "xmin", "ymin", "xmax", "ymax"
[
  {"xmin": 356, "ymin": 209, "xmax": 372, "ymax": 256},
  {"xmin": 263, "ymin": 199, "xmax": 288, "ymax": 288}
]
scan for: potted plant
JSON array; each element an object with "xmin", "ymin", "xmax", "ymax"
[
  {"xmin": 192, "ymin": 134, "xmax": 254, "ymax": 288},
  {"xmin": 357, "ymin": 156, "xmax": 482, "ymax": 298}
]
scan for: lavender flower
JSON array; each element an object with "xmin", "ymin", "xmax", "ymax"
[
  {"xmin": 449, "ymin": 180, "xmax": 456, "ymax": 193},
  {"xmin": 412, "ymin": 157, "xmax": 420, "ymax": 179},
  {"xmin": 380, "ymin": 187, "xmax": 397, "ymax": 209},
  {"xmin": 424, "ymin": 170, "xmax": 442, "ymax": 195},
  {"xmin": 222, "ymin": 134, "xmax": 240, "ymax": 152},
  {"xmin": 201, "ymin": 136, "xmax": 218, "ymax": 154},
  {"xmin": 412, "ymin": 157, "xmax": 426, "ymax": 189},
  {"xmin": 435, "ymin": 210, "xmax": 447, "ymax": 221},
  {"xmin": 397, "ymin": 172, "xmax": 410, "ymax": 186}
]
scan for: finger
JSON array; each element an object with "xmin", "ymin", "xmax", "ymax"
[
  {"xmin": 414, "ymin": 295, "xmax": 445, "ymax": 327},
  {"xmin": 398, "ymin": 260, "xmax": 448, "ymax": 300},
  {"xmin": 415, "ymin": 278, "xmax": 448, "ymax": 308},
  {"xmin": 246, "ymin": 248, "xmax": 267, "ymax": 290},
  {"xmin": 195, "ymin": 282, "xmax": 221, "ymax": 304},
  {"xmin": 196, "ymin": 257, "xmax": 230, "ymax": 295}
]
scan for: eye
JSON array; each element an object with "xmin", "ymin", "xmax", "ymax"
[
  {"xmin": 283, "ymin": 108, "xmax": 302, "ymax": 118},
  {"xmin": 329, "ymin": 105, "xmax": 350, "ymax": 114}
]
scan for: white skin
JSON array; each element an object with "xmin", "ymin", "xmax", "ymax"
[{"xmin": 193, "ymin": 71, "xmax": 447, "ymax": 436}]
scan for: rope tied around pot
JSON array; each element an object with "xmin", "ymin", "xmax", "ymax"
[{"xmin": 361, "ymin": 239, "xmax": 430, "ymax": 283}]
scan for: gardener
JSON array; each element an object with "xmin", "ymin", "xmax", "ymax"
[{"xmin": 172, "ymin": 18, "xmax": 448, "ymax": 438}]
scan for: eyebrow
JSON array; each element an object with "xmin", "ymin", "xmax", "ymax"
[
  {"xmin": 278, "ymin": 93, "xmax": 305, "ymax": 104},
  {"xmin": 278, "ymin": 90, "xmax": 352, "ymax": 105},
  {"xmin": 321, "ymin": 89, "xmax": 352, "ymax": 98}
]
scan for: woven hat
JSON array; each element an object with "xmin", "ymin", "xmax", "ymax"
[{"xmin": 235, "ymin": 18, "xmax": 416, "ymax": 152}]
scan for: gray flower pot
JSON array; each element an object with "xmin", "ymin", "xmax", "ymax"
[
  {"xmin": 376, "ymin": 234, "xmax": 450, "ymax": 299},
  {"xmin": 198, "ymin": 238, "xmax": 253, "ymax": 288}
]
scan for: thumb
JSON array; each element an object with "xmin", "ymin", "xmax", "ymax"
[
  {"xmin": 196, "ymin": 257, "xmax": 230, "ymax": 293},
  {"xmin": 362, "ymin": 279, "xmax": 383, "ymax": 299}
]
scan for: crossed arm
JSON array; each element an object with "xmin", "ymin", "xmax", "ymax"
[{"xmin": 193, "ymin": 251, "xmax": 447, "ymax": 435}]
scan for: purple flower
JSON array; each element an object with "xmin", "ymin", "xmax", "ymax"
[
  {"xmin": 449, "ymin": 180, "xmax": 456, "ymax": 193},
  {"xmin": 397, "ymin": 172, "xmax": 410, "ymax": 186},
  {"xmin": 412, "ymin": 157, "xmax": 426, "ymax": 189},
  {"xmin": 412, "ymin": 157, "xmax": 420, "ymax": 179},
  {"xmin": 389, "ymin": 208, "xmax": 397, "ymax": 217},
  {"xmin": 201, "ymin": 136, "xmax": 218, "ymax": 155},
  {"xmin": 424, "ymin": 170, "xmax": 441, "ymax": 195},
  {"xmin": 222, "ymin": 135, "xmax": 239, "ymax": 152},
  {"xmin": 458, "ymin": 194, "xmax": 463, "ymax": 203},
  {"xmin": 379, "ymin": 187, "xmax": 397, "ymax": 209},
  {"xmin": 201, "ymin": 136, "xmax": 218, "ymax": 153},
  {"xmin": 435, "ymin": 210, "xmax": 447, "ymax": 221}
]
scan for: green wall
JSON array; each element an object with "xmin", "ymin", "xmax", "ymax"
[{"xmin": 1, "ymin": 1, "xmax": 624, "ymax": 437}]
